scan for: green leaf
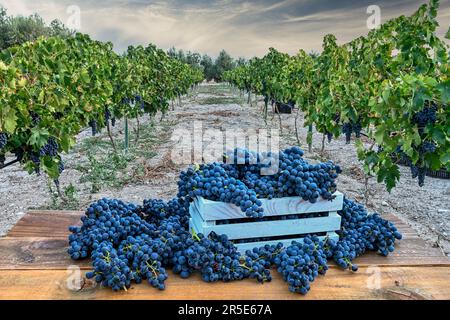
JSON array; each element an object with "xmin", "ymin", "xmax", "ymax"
[
  {"xmin": 440, "ymin": 152, "xmax": 450, "ymax": 166},
  {"xmin": 42, "ymin": 157, "xmax": 59, "ymax": 179},
  {"xmin": 38, "ymin": 90, "xmax": 45, "ymax": 103},
  {"xmin": 4, "ymin": 111, "xmax": 18, "ymax": 133},
  {"xmin": 431, "ymin": 127, "xmax": 446, "ymax": 145},
  {"xmin": 437, "ymin": 81, "xmax": 449, "ymax": 103},
  {"xmin": 28, "ymin": 128, "xmax": 49, "ymax": 147},
  {"xmin": 374, "ymin": 128, "xmax": 385, "ymax": 145},
  {"xmin": 378, "ymin": 164, "xmax": 400, "ymax": 192},
  {"xmin": 382, "ymin": 89, "xmax": 390, "ymax": 103}
]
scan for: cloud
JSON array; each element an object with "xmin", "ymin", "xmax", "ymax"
[{"xmin": 0, "ymin": 0, "xmax": 448, "ymax": 57}]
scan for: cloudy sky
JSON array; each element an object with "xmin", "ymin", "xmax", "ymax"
[{"xmin": 1, "ymin": 0, "xmax": 449, "ymax": 57}]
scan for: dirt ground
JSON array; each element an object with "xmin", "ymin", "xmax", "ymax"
[{"xmin": 1, "ymin": 83, "xmax": 449, "ymax": 256}]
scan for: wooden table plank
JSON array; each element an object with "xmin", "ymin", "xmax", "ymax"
[
  {"xmin": 5, "ymin": 211, "xmax": 82, "ymax": 238},
  {"xmin": 1, "ymin": 236, "xmax": 448, "ymax": 270},
  {"xmin": 3, "ymin": 211, "xmax": 421, "ymax": 240},
  {"xmin": 0, "ymin": 237, "xmax": 90, "ymax": 270},
  {"xmin": 0, "ymin": 266, "xmax": 448, "ymax": 300}
]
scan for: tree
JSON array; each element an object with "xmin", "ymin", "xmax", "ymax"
[
  {"xmin": 201, "ymin": 54, "xmax": 215, "ymax": 81},
  {"xmin": 214, "ymin": 50, "xmax": 235, "ymax": 82},
  {"xmin": 0, "ymin": 7, "xmax": 72, "ymax": 50},
  {"xmin": 235, "ymin": 57, "xmax": 247, "ymax": 66}
]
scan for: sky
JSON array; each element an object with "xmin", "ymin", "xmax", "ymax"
[{"xmin": 1, "ymin": 0, "xmax": 449, "ymax": 58}]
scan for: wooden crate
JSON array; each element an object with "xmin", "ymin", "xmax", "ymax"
[{"xmin": 189, "ymin": 192, "xmax": 343, "ymax": 252}]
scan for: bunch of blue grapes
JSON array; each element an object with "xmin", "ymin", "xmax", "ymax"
[
  {"xmin": 104, "ymin": 107, "xmax": 111, "ymax": 126},
  {"xmin": 115, "ymin": 235, "xmax": 168, "ymax": 290},
  {"xmin": 86, "ymin": 242, "xmax": 134, "ymax": 291},
  {"xmin": 178, "ymin": 147, "xmax": 341, "ymax": 217},
  {"xmin": 68, "ymin": 198, "xmax": 154, "ymax": 260},
  {"xmin": 39, "ymin": 137, "xmax": 59, "ymax": 157},
  {"xmin": 178, "ymin": 162, "xmax": 264, "ymax": 218},
  {"xmin": 326, "ymin": 132, "xmax": 333, "ymax": 143},
  {"xmin": 352, "ymin": 122, "xmax": 362, "ymax": 138},
  {"xmin": 341, "ymin": 121, "xmax": 362, "ymax": 144},
  {"xmin": 88, "ymin": 120, "xmax": 98, "ymax": 136},
  {"xmin": 137, "ymin": 197, "xmax": 190, "ymax": 227},
  {"xmin": 240, "ymin": 147, "xmax": 340, "ymax": 203},
  {"xmin": 134, "ymin": 95, "xmax": 145, "ymax": 110},
  {"xmin": 392, "ymin": 140, "xmax": 437, "ymax": 187},
  {"xmin": 0, "ymin": 133, "xmax": 7, "ymax": 149},
  {"xmin": 273, "ymin": 236, "xmax": 328, "ymax": 295},
  {"xmin": 420, "ymin": 141, "xmax": 436, "ymax": 154},
  {"xmin": 30, "ymin": 111, "xmax": 41, "ymax": 125},
  {"xmin": 172, "ymin": 232, "xmax": 271, "ymax": 283},
  {"xmin": 361, "ymin": 213, "xmax": 402, "ymax": 256},
  {"xmin": 28, "ymin": 152, "xmax": 41, "ymax": 174},
  {"xmin": 330, "ymin": 198, "xmax": 403, "ymax": 271},
  {"xmin": 342, "ymin": 123, "xmax": 353, "ymax": 144},
  {"xmin": 413, "ymin": 102, "xmax": 437, "ymax": 128}
]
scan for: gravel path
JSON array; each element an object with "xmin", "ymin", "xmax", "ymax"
[{"xmin": 1, "ymin": 83, "xmax": 449, "ymax": 256}]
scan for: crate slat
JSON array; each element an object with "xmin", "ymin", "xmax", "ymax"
[
  {"xmin": 190, "ymin": 205, "xmax": 341, "ymax": 240},
  {"xmin": 189, "ymin": 217, "xmax": 339, "ymax": 253},
  {"xmin": 232, "ymin": 232, "xmax": 340, "ymax": 253},
  {"xmin": 194, "ymin": 191, "xmax": 343, "ymax": 221}
]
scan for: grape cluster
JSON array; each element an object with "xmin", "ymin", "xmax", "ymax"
[
  {"xmin": 326, "ymin": 132, "xmax": 333, "ymax": 143},
  {"xmin": 342, "ymin": 121, "xmax": 362, "ymax": 144},
  {"xmin": 413, "ymin": 102, "xmax": 437, "ymax": 127},
  {"xmin": 135, "ymin": 95, "xmax": 145, "ymax": 110},
  {"xmin": 342, "ymin": 123, "xmax": 352, "ymax": 144},
  {"xmin": 419, "ymin": 141, "xmax": 436, "ymax": 154},
  {"xmin": 0, "ymin": 133, "xmax": 7, "ymax": 149},
  {"xmin": 30, "ymin": 111, "xmax": 41, "ymax": 125},
  {"xmin": 68, "ymin": 198, "xmax": 152, "ymax": 260},
  {"xmin": 178, "ymin": 162, "xmax": 264, "ymax": 218},
  {"xmin": 28, "ymin": 152, "xmax": 41, "ymax": 174},
  {"xmin": 392, "ymin": 141, "xmax": 437, "ymax": 187},
  {"xmin": 69, "ymin": 198, "xmax": 275, "ymax": 292},
  {"xmin": 104, "ymin": 107, "xmax": 111, "ymax": 126},
  {"xmin": 353, "ymin": 122, "xmax": 362, "ymax": 138},
  {"xmin": 173, "ymin": 232, "xmax": 271, "ymax": 283},
  {"xmin": 89, "ymin": 120, "xmax": 98, "ymax": 136},
  {"xmin": 274, "ymin": 236, "xmax": 328, "ymax": 294},
  {"xmin": 178, "ymin": 147, "xmax": 341, "ymax": 217},
  {"xmin": 330, "ymin": 198, "xmax": 402, "ymax": 271},
  {"xmin": 39, "ymin": 137, "xmax": 59, "ymax": 157}
]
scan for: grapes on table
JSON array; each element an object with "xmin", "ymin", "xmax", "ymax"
[{"xmin": 68, "ymin": 147, "xmax": 402, "ymax": 294}]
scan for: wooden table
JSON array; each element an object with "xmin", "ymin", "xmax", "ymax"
[{"xmin": 0, "ymin": 210, "xmax": 449, "ymax": 300}]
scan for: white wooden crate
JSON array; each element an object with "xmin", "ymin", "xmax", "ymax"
[{"xmin": 189, "ymin": 192, "xmax": 343, "ymax": 253}]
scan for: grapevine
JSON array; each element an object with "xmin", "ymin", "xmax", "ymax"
[{"xmin": 224, "ymin": 0, "xmax": 449, "ymax": 190}]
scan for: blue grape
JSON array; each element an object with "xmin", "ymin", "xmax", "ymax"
[
  {"xmin": 39, "ymin": 137, "xmax": 59, "ymax": 157},
  {"xmin": 342, "ymin": 123, "xmax": 352, "ymax": 144},
  {"xmin": 89, "ymin": 120, "xmax": 98, "ymax": 136},
  {"xmin": 0, "ymin": 133, "xmax": 7, "ymax": 149}
]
